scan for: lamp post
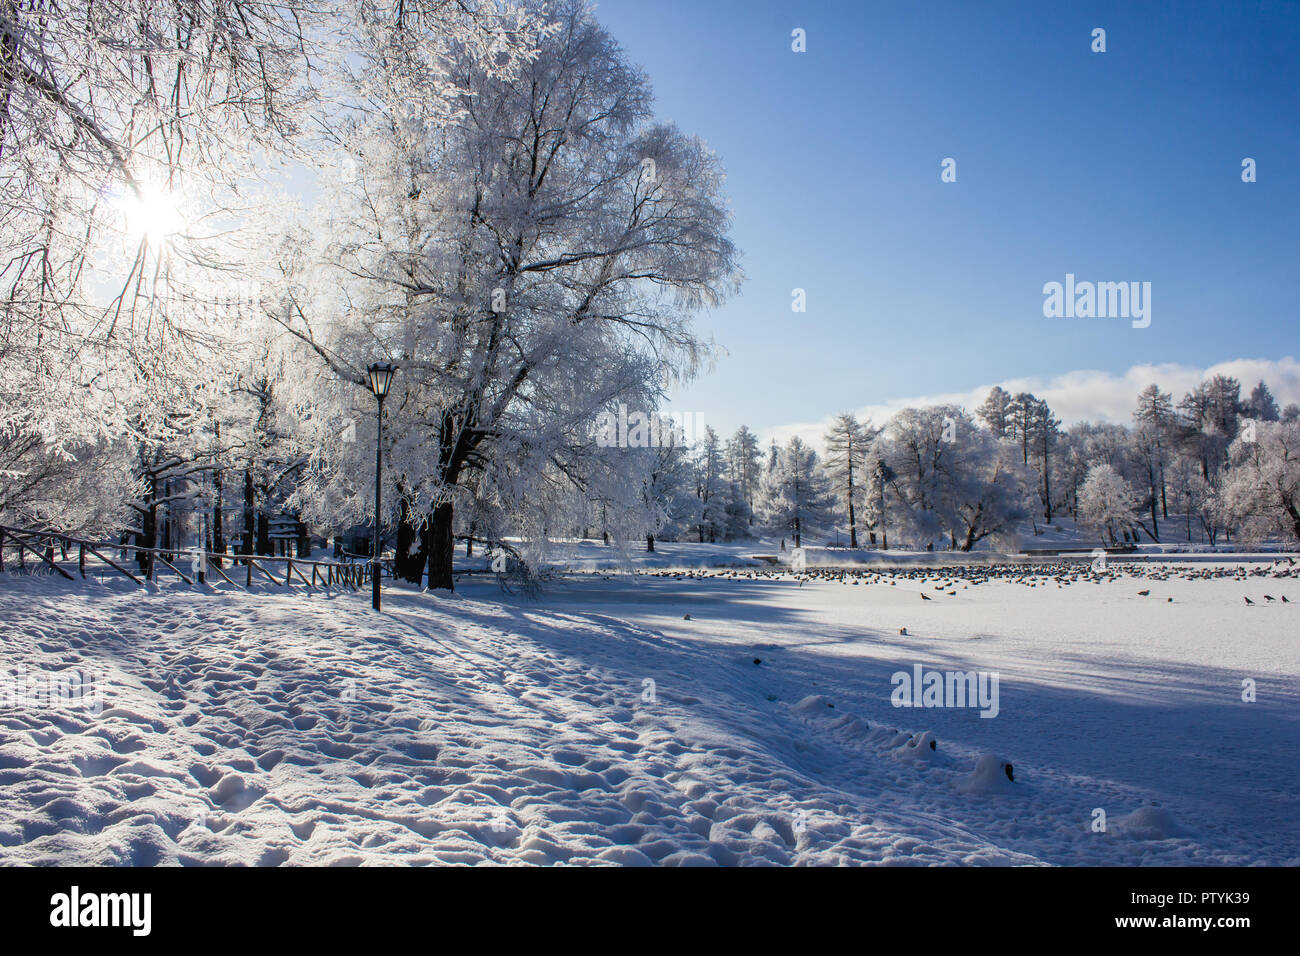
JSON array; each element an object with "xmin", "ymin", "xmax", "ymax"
[{"xmin": 366, "ymin": 362, "xmax": 396, "ymax": 610}]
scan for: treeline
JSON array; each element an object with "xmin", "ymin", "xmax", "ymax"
[{"xmin": 605, "ymin": 376, "xmax": 1300, "ymax": 552}]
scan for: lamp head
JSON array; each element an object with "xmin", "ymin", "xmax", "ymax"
[{"xmin": 367, "ymin": 362, "xmax": 396, "ymax": 400}]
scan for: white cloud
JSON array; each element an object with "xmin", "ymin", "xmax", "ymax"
[{"xmin": 762, "ymin": 357, "xmax": 1300, "ymax": 453}]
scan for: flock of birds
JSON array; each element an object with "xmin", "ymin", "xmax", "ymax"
[{"xmin": 628, "ymin": 556, "xmax": 1300, "ymax": 606}]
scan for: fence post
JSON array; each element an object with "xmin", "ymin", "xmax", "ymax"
[
  {"xmin": 79, "ymin": 545, "xmax": 86, "ymax": 578},
  {"xmin": 286, "ymin": 558, "xmax": 293, "ymax": 588}
]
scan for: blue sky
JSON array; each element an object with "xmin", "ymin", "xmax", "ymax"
[{"xmin": 593, "ymin": 0, "xmax": 1300, "ymax": 440}]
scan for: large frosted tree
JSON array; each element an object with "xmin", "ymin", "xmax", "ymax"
[{"xmin": 277, "ymin": 0, "xmax": 739, "ymax": 589}]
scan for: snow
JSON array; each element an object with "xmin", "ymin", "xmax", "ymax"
[{"xmin": 1, "ymin": 555, "xmax": 1297, "ymax": 866}]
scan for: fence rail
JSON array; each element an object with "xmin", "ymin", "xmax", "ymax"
[{"xmin": 0, "ymin": 524, "xmax": 388, "ymax": 592}]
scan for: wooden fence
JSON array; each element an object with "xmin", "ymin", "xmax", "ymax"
[{"xmin": 0, "ymin": 524, "xmax": 386, "ymax": 592}]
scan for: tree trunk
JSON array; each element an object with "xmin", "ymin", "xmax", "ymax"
[
  {"xmin": 256, "ymin": 512, "xmax": 271, "ymax": 556},
  {"xmin": 646, "ymin": 533, "xmax": 655, "ymax": 553},
  {"xmin": 243, "ymin": 468, "xmax": 256, "ymax": 558},
  {"xmin": 1042, "ymin": 445, "xmax": 1053, "ymax": 522},
  {"xmin": 212, "ymin": 468, "xmax": 225, "ymax": 563},
  {"xmin": 138, "ymin": 471, "xmax": 157, "ymax": 576},
  {"xmin": 425, "ymin": 502, "xmax": 455, "ymax": 591},
  {"xmin": 1286, "ymin": 501, "xmax": 1300, "ymax": 543},
  {"xmin": 394, "ymin": 502, "xmax": 428, "ymax": 584}
]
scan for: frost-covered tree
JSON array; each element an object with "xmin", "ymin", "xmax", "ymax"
[
  {"xmin": 724, "ymin": 426, "xmax": 762, "ymax": 520},
  {"xmin": 1, "ymin": 1, "xmax": 537, "ymax": 535},
  {"xmin": 1133, "ymin": 384, "xmax": 1175, "ymax": 520},
  {"xmin": 758, "ymin": 436, "xmax": 836, "ymax": 548},
  {"xmin": 277, "ymin": 0, "xmax": 739, "ymax": 589},
  {"xmin": 859, "ymin": 453, "xmax": 891, "ymax": 549},
  {"xmin": 1178, "ymin": 375, "xmax": 1242, "ymax": 482},
  {"xmin": 1244, "ymin": 381, "xmax": 1281, "ymax": 423},
  {"xmin": 0, "ymin": 0, "xmax": 316, "ymax": 476},
  {"xmin": 1166, "ymin": 454, "xmax": 1218, "ymax": 544},
  {"xmin": 1077, "ymin": 463, "xmax": 1140, "ymax": 545},
  {"xmin": 638, "ymin": 431, "xmax": 699, "ymax": 551},
  {"xmin": 823, "ymin": 413, "xmax": 875, "ymax": 547},
  {"xmin": 879, "ymin": 405, "xmax": 971, "ymax": 549},
  {"xmin": 1029, "ymin": 398, "xmax": 1060, "ymax": 521},
  {"xmin": 1222, "ymin": 421, "xmax": 1300, "ymax": 544},
  {"xmin": 693, "ymin": 427, "xmax": 727, "ymax": 543},
  {"xmin": 879, "ymin": 405, "xmax": 1030, "ymax": 551},
  {"xmin": 948, "ymin": 431, "xmax": 1032, "ymax": 551},
  {"xmin": 976, "ymin": 386, "xmax": 1013, "ymax": 439},
  {"xmin": 1006, "ymin": 392, "xmax": 1039, "ymax": 464}
]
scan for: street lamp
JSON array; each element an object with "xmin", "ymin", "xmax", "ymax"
[{"xmin": 367, "ymin": 362, "xmax": 396, "ymax": 610}]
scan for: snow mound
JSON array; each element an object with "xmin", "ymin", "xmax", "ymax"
[
  {"xmin": 956, "ymin": 754, "xmax": 1017, "ymax": 795},
  {"xmin": 892, "ymin": 731, "xmax": 939, "ymax": 763},
  {"xmin": 1112, "ymin": 805, "xmax": 1193, "ymax": 841},
  {"xmin": 793, "ymin": 694, "xmax": 836, "ymax": 714},
  {"xmin": 828, "ymin": 714, "xmax": 872, "ymax": 738}
]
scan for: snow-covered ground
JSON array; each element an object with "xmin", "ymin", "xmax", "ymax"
[{"xmin": 1, "ymin": 555, "xmax": 1297, "ymax": 866}]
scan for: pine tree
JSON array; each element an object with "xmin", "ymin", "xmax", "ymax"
[
  {"xmin": 724, "ymin": 426, "xmax": 763, "ymax": 522},
  {"xmin": 1134, "ymin": 384, "xmax": 1175, "ymax": 519},
  {"xmin": 1246, "ymin": 381, "xmax": 1281, "ymax": 422},
  {"xmin": 976, "ymin": 386, "xmax": 1014, "ymax": 438},
  {"xmin": 759, "ymin": 437, "xmax": 837, "ymax": 548},
  {"xmin": 694, "ymin": 427, "xmax": 726, "ymax": 542},
  {"xmin": 823, "ymin": 413, "xmax": 876, "ymax": 547},
  {"xmin": 1030, "ymin": 398, "xmax": 1060, "ymax": 522}
]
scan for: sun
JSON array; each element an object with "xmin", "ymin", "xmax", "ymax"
[{"xmin": 117, "ymin": 183, "xmax": 186, "ymax": 245}]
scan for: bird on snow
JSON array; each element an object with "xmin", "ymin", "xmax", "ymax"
[
  {"xmin": 1264, "ymin": 595, "xmax": 1276, "ymax": 602},
  {"xmin": 1244, "ymin": 597, "xmax": 1255, "ymax": 606},
  {"xmin": 1137, "ymin": 589, "xmax": 1150, "ymax": 596},
  {"xmin": 920, "ymin": 592, "xmax": 932, "ymax": 600}
]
